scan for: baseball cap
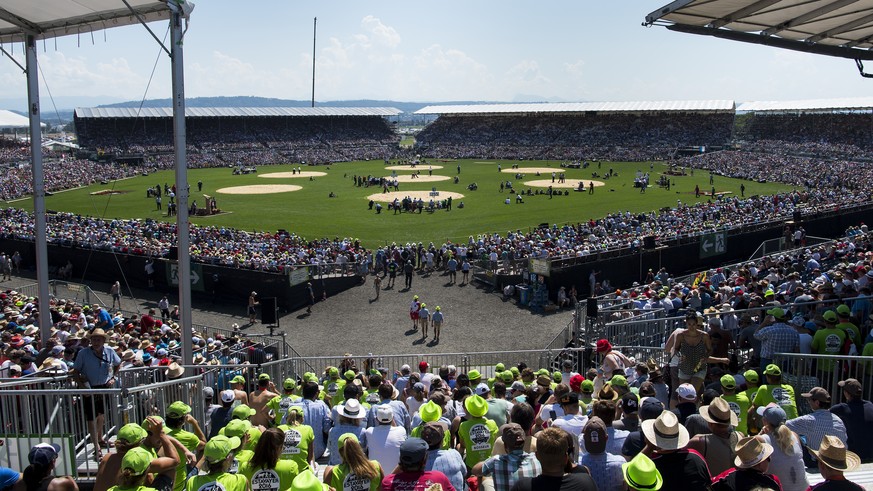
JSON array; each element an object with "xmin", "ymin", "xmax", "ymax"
[
  {"xmin": 500, "ymin": 371, "xmax": 514, "ymax": 382},
  {"xmin": 580, "ymin": 379, "xmax": 594, "ymax": 394},
  {"xmin": 204, "ymin": 435, "xmax": 241, "ymax": 463},
  {"xmin": 743, "ymin": 369, "xmax": 759, "ymax": 383},
  {"xmin": 399, "ymin": 437, "xmax": 428, "ymax": 466},
  {"xmin": 677, "ymin": 383, "xmax": 697, "ymax": 401},
  {"xmin": 28, "ymin": 443, "xmax": 60, "ymax": 467},
  {"xmin": 822, "ymin": 310, "xmax": 838, "ymax": 322},
  {"xmin": 839, "ymin": 378, "xmax": 863, "ymax": 397},
  {"xmin": 510, "ymin": 381, "xmax": 526, "ymax": 392},
  {"xmin": 474, "ymin": 383, "xmax": 490, "ymax": 396},
  {"xmin": 120, "ymin": 447, "xmax": 152, "ymax": 475},
  {"xmin": 230, "ymin": 375, "xmax": 246, "ymax": 384},
  {"xmin": 495, "ymin": 363, "xmax": 505, "ymax": 372},
  {"xmin": 344, "ymin": 370, "xmax": 356, "ymax": 380},
  {"xmin": 203, "ymin": 387, "xmax": 215, "ymax": 400},
  {"xmin": 166, "ymin": 401, "xmax": 192, "ymax": 418},
  {"xmin": 283, "ymin": 378, "xmax": 297, "ymax": 390},
  {"xmin": 801, "ymin": 387, "xmax": 831, "ymax": 403},
  {"xmin": 836, "ymin": 304, "xmax": 851, "ymax": 316},
  {"xmin": 757, "ymin": 403, "xmax": 787, "ymax": 426},
  {"xmin": 220, "ymin": 389, "xmax": 235, "ymax": 404},
  {"xmin": 232, "ymin": 404, "xmax": 256, "ymax": 419},
  {"xmin": 376, "ymin": 405, "xmax": 394, "ymax": 424},
  {"xmin": 621, "ymin": 393, "xmax": 639, "ymax": 414},
  {"xmin": 418, "ymin": 361, "xmax": 429, "ymax": 371},
  {"xmin": 764, "ymin": 364, "xmax": 782, "ymax": 376},
  {"xmin": 258, "ymin": 373, "xmax": 271, "ymax": 382},
  {"xmin": 560, "ymin": 392, "xmax": 580, "ymax": 405},
  {"xmin": 117, "ymin": 423, "xmax": 148, "ymax": 446},
  {"xmin": 639, "ymin": 398, "xmax": 664, "ymax": 421},
  {"xmin": 583, "ymin": 417, "xmax": 608, "ymax": 454},
  {"xmin": 500, "ymin": 423, "xmax": 525, "ymax": 448},
  {"xmin": 412, "ymin": 382, "xmax": 426, "ymax": 393},
  {"xmin": 767, "ymin": 307, "xmax": 788, "ymax": 319},
  {"xmin": 569, "ymin": 374, "xmax": 584, "ymax": 392},
  {"xmin": 222, "ymin": 419, "xmax": 251, "ymax": 438},
  {"xmin": 610, "ymin": 375, "xmax": 629, "ymax": 388},
  {"xmin": 720, "ymin": 374, "xmax": 736, "ymax": 390}
]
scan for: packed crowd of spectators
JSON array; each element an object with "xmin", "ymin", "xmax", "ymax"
[
  {"xmin": 415, "ymin": 112, "xmax": 734, "ymax": 161},
  {"xmin": 740, "ymin": 112, "xmax": 873, "ymax": 148},
  {"xmin": 74, "ymin": 115, "xmax": 401, "ymax": 164}
]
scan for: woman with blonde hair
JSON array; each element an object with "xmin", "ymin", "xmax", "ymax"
[
  {"xmin": 757, "ymin": 404, "xmax": 808, "ymax": 491},
  {"xmin": 322, "ymin": 433, "xmax": 383, "ymax": 491},
  {"xmin": 238, "ymin": 428, "xmax": 299, "ymax": 491}
]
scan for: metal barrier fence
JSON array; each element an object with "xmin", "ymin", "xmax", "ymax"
[
  {"xmin": 773, "ymin": 352, "xmax": 873, "ymax": 415},
  {"xmin": 0, "ymin": 374, "xmax": 203, "ymax": 479}
]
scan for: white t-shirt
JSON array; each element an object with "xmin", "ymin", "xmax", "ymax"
[
  {"xmin": 362, "ymin": 425, "xmax": 406, "ymax": 473},
  {"xmin": 406, "ymin": 396, "xmax": 424, "ymax": 416}
]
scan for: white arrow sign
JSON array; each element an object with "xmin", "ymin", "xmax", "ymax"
[{"xmin": 702, "ymin": 240, "xmax": 713, "ymax": 252}]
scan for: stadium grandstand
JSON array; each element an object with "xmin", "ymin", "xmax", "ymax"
[
  {"xmin": 73, "ymin": 106, "xmax": 403, "ymax": 164},
  {"xmin": 413, "ymin": 100, "xmax": 735, "ymax": 161}
]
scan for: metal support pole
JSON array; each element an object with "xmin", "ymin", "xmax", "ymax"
[
  {"xmin": 170, "ymin": 8, "xmax": 193, "ymax": 369},
  {"xmin": 25, "ymin": 35, "xmax": 52, "ymax": 347}
]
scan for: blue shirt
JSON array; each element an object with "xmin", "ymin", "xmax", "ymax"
[
  {"xmin": 578, "ymin": 452, "xmax": 626, "ymax": 491},
  {"xmin": 431, "ymin": 311, "xmax": 444, "ymax": 323},
  {"xmin": 300, "ymin": 399, "xmax": 332, "ymax": 459},
  {"xmin": 368, "ymin": 400, "xmax": 411, "ymax": 433},
  {"xmin": 73, "ymin": 345, "xmax": 120, "ymax": 386},
  {"xmin": 425, "ymin": 449, "xmax": 467, "ymax": 491},
  {"xmin": 0, "ymin": 467, "xmax": 20, "ymax": 490},
  {"xmin": 327, "ymin": 424, "xmax": 366, "ymax": 465},
  {"xmin": 418, "ymin": 308, "xmax": 430, "ymax": 321}
]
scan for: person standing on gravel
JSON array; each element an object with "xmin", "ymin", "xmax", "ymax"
[
  {"xmin": 431, "ymin": 307, "xmax": 444, "ymax": 343},
  {"xmin": 373, "ymin": 275, "xmax": 382, "ymax": 300},
  {"xmin": 461, "ymin": 259, "xmax": 470, "ymax": 285},
  {"xmin": 404, "ymin": 260, "xmax": 414, "ymax": 289},
  {"xmin": 410, "ymin": 295, "xmax": 421, "ymax": 331}
]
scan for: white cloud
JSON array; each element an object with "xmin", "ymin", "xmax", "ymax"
[{"xmin": 361, "ymin": 15, "xmax": 401, "ymax": 48}]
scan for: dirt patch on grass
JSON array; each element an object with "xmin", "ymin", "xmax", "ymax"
[
  {"xmin": 383, "ymin": 175, "xmax": 451, "ymax": 183},
  {"xmin": 90, "ymin": 189, "xmax": 131, "ymax": 196},
  {"xmin": 216, "ymin": 184, "xmax": 302, "ymax": 195},
  {"xmin": 501, "ymin": 167, "xmax": 562, "ymax": 174},
  {"xmin": 385, "ymin": 165, "xmax": 444, "ymax": 170},
  {"xmin": 524, "ymin": 179, "xmax": 605, "ymax": 189},
  {"xmin": 259, "ymin": 171, "xmax": 326, "ymax": 178},
  {"xmin": 367, "ymin": 190, "xmax": 465, "ymax": 203}
]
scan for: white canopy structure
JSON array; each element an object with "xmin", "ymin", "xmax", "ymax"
[
  {"xmin": 0, "ymin": 0, "xmax": 195, "ymax": 364},
  {"xmin": 0, "ymin": 108, "xmax": 37, "ymax": 128},
  {"xmin": 738, "ymin": 97, "xmax": 873, "ymax": 112},
  {"xmin": 644, "ymin": 0, "xmax": 873, "ymax": 74},
  {"xmin": 75, "ymin": 106, "xmax": 403, "ymax": 118},
  {"xmin": 416, "ymin": 100, "xmax": 735, "ymax": 115}
]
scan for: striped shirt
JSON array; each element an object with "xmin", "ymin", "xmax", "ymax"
[
  {"xmin": 578, "ymin": 452, "xmax": 626, "ymax": 491},
  {"xmin": 786, "ymin": 409, "xmax": 848, "ymax": 451}
]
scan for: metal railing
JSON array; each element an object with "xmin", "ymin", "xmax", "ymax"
[
  {"xmin": 0, "ymin": 374, "xmax": 203, "ymax": 478},
  {"xmin": 773, "ymin": 352, "xmax": 873, "ymax": 416}
]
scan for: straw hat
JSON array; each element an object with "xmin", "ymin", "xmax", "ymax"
[
  {"xmin": 166, "ymin": 362, "xmax": 184, "ymax": 379},
  {"xmin": 809, "ymin": 435, "xmax": 860, "ymax": 472},
  {"xmin": 641, "ymin": 411, "xmax": 689, "ymax": 450},
  {"xmin": 698, "ymin": 397, "xmax": 739, "ymax": 427},
  {"xmin": 734, "ymin": 436, "xmax": 774, "ymax": 468}
]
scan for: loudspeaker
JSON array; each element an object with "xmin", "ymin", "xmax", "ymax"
[
  {"xmin": 261, "ymin": 297, "xmax": 277, "ymax": 324},
  {"xmin": 793, "ymin": 211, "xmax": 802, "ymax": 223},
  {"xmin": 167, "ymin": 246, "xmax": 178, "ymax": 261},
  {"xmin": 643, "ymin": 235, "xmax": 656, "ymax": 249},
  {"xmin": 586, "ymin": 297, "xmax": 598, "ymax": 317}
]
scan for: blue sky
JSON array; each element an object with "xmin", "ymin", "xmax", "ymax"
[{"xmin": 0, "ymin": 1, "xmax": 869, "ymax": 109}]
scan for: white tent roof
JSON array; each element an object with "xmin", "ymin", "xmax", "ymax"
[
  {"xmin": 0, "ymin": 109, "xmax": 36, "ymax": 128},
  {"xmin": 75, "ymin": 106, "xmax": 403, "ymax": 119},
  {"xmin": 645, "ymin": 0, "xmax": 873, "ymax": 61},
  {"xmin": 0, "ymin": 0, "xmax": 171, "ymax": 44},
  {"xmin": 739, "ymin": 97, "xmax": 873, "ymax": 112},
  {"xmin": 415, "ymin": 100, "xmax": 735, "ymax": 115}
]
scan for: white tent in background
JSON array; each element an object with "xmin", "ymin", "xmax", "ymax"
[{"xmin": 0, "ymin": 109, "xmax": 42, "ymax": 129}]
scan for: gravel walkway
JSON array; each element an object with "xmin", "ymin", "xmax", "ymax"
[{"xmin": 7, "ymin": 269, "xmax": 571, "ymax": 357}]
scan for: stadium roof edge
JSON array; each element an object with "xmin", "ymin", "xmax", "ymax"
[
  {"xmin": 644, "ymin": 0, "xmax": 873, "ymax": 62},
  {"xmin": 738, "ymin": 97, "xmax": 873, "ymax": 112},
  {"xmin": 74, "ymin": 107, "xmax": 403, "ymax": 118},
  {"xmin": 0, "ymin": 1, "xmax": 172, "ymax": 44},
  {"xmin": 414, "ymin": 100, "xmax": 735, "ymax": 115}
]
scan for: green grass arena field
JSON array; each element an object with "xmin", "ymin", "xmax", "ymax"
[{"xmin": 13, "ymin": 160, "xmax": 794, "ymax": 247}]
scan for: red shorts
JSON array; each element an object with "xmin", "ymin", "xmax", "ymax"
[{"xmin": 410, "ymin": 311, "xmax": 419, "ymax": 320}]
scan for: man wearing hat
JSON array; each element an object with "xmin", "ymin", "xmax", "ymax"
[
  {"xmin": 69, "ymin": 327, "xmax": 121, "ymax": 461},
  {"xmin": 834, "ymin": 304, "xmax": 862, "ymax": 352},
  {"xmin": 363, "ymin": 405, "xmax": 406, "ymax": 472},
  {"xmin": 749, "ymin": 364, "xmax": 798, "ymax": 421},
  {"xmin": 23, "ymin": 443, "xmax": 77, "ymax": 491},
  {"xmin": 812, "ymin": 310, "xmax": 848, "ymax": 373},
  {"xmin": 249, "ymin": 373, "xmax": 279, "ymax": 428},
  {"xmin": 579, "ymin": 417, "xmax": 625, "ymax": 491},
  {"xmin": 266, "ymin": 378, "xmax": 302, "ymax": 426},
  {"xmin": 229, "ymin": 375, "xmax": 250, "ymax": 406},
  {"xmin": 809, "ymin": 435, "xmax": 864, "ymax": 491},
  {"xmin": 687, "ymin": 398, "xmax": 741, "ymax": 476},
  {"xmin": 473, "ymin": 422, "xmax": 541, "ymax": 491},
  {"xmin": 754, "ymin": 307, "xmax": 799, "ymax": 370},
  {"xmin": 829, "ymin": 378, "xmax": 873, "ymax": 462},
  {"xmin": 381, "ymin": 438, "xmax": 454, "ymax": 491},
  {"xmin": 422, "ymin": 422, "xmax": 466, "ymax": 491},
  {"xmin": 165, "ymin": 401, "xmax": 207, "ymax": 491},
  {"xmin": 457, "ymin": 394, "xmax": 499, "ymax": 469},
  {"xmin": 621, "ymin": 398, "xmax": 665, "ymax": 460},
  {"xmin": 786, "ymin": 387, "xmax": 847, "ymax": 454},
  {"xmin": 614, "ymin": 392, "xmax": 641, "ymax": 431},
  {"xmin": 623, "ymin": 453, "xmax": 663, "ymax": 491},
  {"xmin": 642, "ymin": 411, "xmax": 711, "ymax": 491},
  {"xmin": 187, "ymin": 435, "xmax": 248, "ymax": 491},
  {"xmin": 711, "ymin": 436, "xmax": 781, "ymax": 491},
  {"xmin": 720, "ymin": 374, "xmax": 749, "ymax": 435}
]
